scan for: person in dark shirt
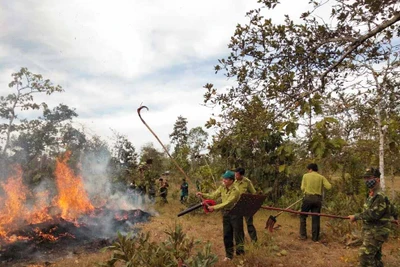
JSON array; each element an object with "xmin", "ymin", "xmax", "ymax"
[{"xmin": 180, "ymin": 179, "xmax": 189, "ymax": 203}]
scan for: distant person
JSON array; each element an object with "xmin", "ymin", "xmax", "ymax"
[
  {"xmin": 148, "ymin": 183, "xmax": 156, "ymax": 203},
  {"xmin": 159, "ymin": 178, "xmax": 168, "ymax": 203},
  {"xmin": 127, "ymin": 181, "xmax": 137, "ymax": 203},
  {"xmin": 348, "ymin": 168, "xmax": 399, "ymax": 267},
  {"xmin": 137, "ymin": 182, "xmax": 146, "ymax": 205},
  {"xmin": 299, "ymin": 163, "xmax": 332, "ymax": 242},
  {"xmin": 196, "ymin": 170, "xmax": 244, "ymax": 262},
  {"xmin": 180, "ymin": 179, "xmax": 189, "ymax": 203},
  {"xmin": 195, "ymin": 179, "xmax": 202, "ymax": 191},
  {"xmin": 234, "ymin": 167, "xmax": 258, "ymax": 242}
]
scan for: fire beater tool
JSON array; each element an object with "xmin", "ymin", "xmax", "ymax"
[
  {"xmin": 137, "ymin": 105, "xmax": 190, "ymax": 181},
  {"xmin": 265, "ymin": 198, "xmax": 302, "ymax": 232},
  {"xmin": 261, "ymin": 206, "xmax": 398, "ymax": 229}
]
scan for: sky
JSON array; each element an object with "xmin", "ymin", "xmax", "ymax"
[{"xmin": 0, "ymin": 0, "xmax": 316, "ymax": 153}]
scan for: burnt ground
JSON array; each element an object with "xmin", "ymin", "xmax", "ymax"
[{"xmin": 0, "ymin": 209, "xmax": 151, "ymax": 266}]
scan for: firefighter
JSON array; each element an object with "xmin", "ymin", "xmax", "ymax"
[{"xmin": 348, "ymin": 168, "xmax": 399, "ymax": 267}]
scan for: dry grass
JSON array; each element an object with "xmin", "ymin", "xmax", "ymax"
[{"xmin": 8, "ymin": 178, "xmax": 400, "ymax": 267}]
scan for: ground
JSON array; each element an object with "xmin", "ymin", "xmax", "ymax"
[{"xmin": 7, "ymin": 177, "xmax": 400, "ymax": 267}]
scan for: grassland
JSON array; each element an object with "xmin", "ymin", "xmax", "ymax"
[{"xmin": 12, "ymin": 176, "xmax": 400, "ymax": 267}]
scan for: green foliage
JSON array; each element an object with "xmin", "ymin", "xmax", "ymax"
[
  {"xmin": 309, "ymin": 117, "xmax": 346, "ymax": 159},
  {"xmin": 140, "ymin": 143, "xmax": 167, "ymax": 176},
  {"xmin": 191, "ymin": 165, "xmax": 219, "ymax": 192},
  {"xmin": 170, "ymin": 116, "xmax": 189, "ymax": 151},
  {"xmin": 323, "ymin": 192, "xmax": 364, "ymax": 240},
  {"xmin": 99, "ymin": 224, "xmax": 218, "ymax": 267},
  {"xmin": 1, "ymin": 68, "xmax": 63, "ymax": 156},
  {"xmin": 171, "ymin": 145, "xmax": 191, "ymax": 174},
  {"xmin": 206, "ymin": 96, "xmax": 299, "ymax": 201},
  {"xmin": 203, "ymin": 0, "xmax": 400, "ymax": 197}
]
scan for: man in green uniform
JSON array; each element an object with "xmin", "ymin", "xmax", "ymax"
[
  {"xmin": 196, "ymin": 170, "xmax": 244, "ymax": 261},
  {"xmin": 348, "ymin": 168, "xmax": 399, "ymax": 267},
  {"xmin": 299, "ymin": 163, "xmax": 332, "ymax": 242},
  {"xmin": 234, "ymin": 167, "xmax": 258, "ymax": 242}
]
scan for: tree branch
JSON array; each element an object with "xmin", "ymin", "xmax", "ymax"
[{"xmin": 320, "ymin": 11, "xmax": 400, "ymax": 87}]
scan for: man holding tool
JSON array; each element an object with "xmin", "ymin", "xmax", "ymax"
[
  {"xmin": 196, "ymin": 170, "xmax": 244, "ymax": 261},
  {"xmin": 299, "ymin": 163, "xmax": 332, "ymax": 242},
  {"xmin": 234, "ymin": 167, "xmax": 258, "ymax": 242},
  {"xmin": 348, "ymin": 168, "xmax": 399, "ymax": 267}
]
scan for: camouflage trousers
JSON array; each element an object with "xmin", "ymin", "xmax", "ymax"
[{"xmin": 359, "ymin": 228, "xmax": 389, "ymax": 267}]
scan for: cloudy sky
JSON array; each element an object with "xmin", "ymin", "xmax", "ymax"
[{"xmin": 0, "ymin": 0, "xmax": 315, "ymax": 152}]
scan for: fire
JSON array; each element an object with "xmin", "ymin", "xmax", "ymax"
[
  {"xmin": 0, "ymin": 167, "xmax": 28, "ymax": 238},
  {"xmin": 54, "ymin": 151, "xmax": 94, "ymax": 221},
  {"xmin": 0, "ymin": 151, "xmax": 95, "ymax": 243}
]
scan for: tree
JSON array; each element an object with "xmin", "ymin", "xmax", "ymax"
[
  {"xmin": 0, "ymin": 67, "xmax": 63, "ymax": 156},
  {"xmin": 139, "ymin": 143, "xmax": 167, "ymax": 185},
  {"xmin": 323, "ymin": 40, "xmax": 400, "ymax": 189},
  {"xmin": 109, "ymin": 130, "xmax": 138, "ymax": 183},
  {"xmin": 207, "ymin": 96, "xmax": 297, "ymax": 200},
  {"xmin": 169, "ymin": 116, "xmax": 188, "ymax": 151},
  {"xmin": 187, "ymin": 126, "xmax": 209, "ymax": 167},
  {"xmin": 204, "ymin": 0, "xmax": 399, "ymax": 128},
  {"xmin": 10, "ymin": 104, "xmax": 78, "ymax": 183},
  {"xmin": 169, "ymin": 116, "xmax": 191, "ymax": 174},
  {"xmin": 204, "ymin": 0, "xmax": 399, "ymax": 191}
]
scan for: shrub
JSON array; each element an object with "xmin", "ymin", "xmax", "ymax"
[{"xmin": 98, "ymin": 224, "xmax": 218, "ymax": 267}]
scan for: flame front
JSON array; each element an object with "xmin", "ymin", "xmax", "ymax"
[
  {"xmin": 0, "ymin": 151, "xmax": 95, "ymax": 243},
  {"xmin": 0, "ymin": 167, "xmax": 28, "ymax": 239},
  {"xmin": 54, "ymin": 151, "xmax": 94, "ymax": 220}
]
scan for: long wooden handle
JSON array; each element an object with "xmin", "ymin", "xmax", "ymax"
[
  {"xmin": 137, "ymin": 105, "xmax": 191, "ymax": 181},
  {"xmin": 262, "ymin": 206, "xmax": 398, "ymax": 224},
  {"xmin": 273, "ymin": 199, "xmax": 303, "ymax": 218},
  {"xmin": 262, "ymin": 206, "xmax": 349, "ymax": 219}
]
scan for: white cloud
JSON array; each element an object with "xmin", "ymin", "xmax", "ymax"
[{"xmin": 0, "ymin": 0, "xmax": 315, "ymax": 151}]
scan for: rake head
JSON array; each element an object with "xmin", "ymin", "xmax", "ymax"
[{"xmin": 265, "ymin": 215, "xmax": 277, "ymax": 232}]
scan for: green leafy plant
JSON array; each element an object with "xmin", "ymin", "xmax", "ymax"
[
  {"xmin": 324, "ymin": 193, "xmax": 364, "ymax": 241},
  {"xmin": 98, "ymin": 224, "xmax": 218, "ymax": 267}
]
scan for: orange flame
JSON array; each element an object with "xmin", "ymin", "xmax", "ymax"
[
  {"xmin": 0, "ymin": 167, "xmax": 28, "ymax": 238},
  {"xmin": 54, "ymin": 151, "xmax": 94, "ymax": 220},
  {"xmin": 0, "ymin": 151, "xmax": 95, "ymax": 242}
]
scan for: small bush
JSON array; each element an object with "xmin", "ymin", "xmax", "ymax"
[
  {"xmin": 98, "ymin": 224, "xmax": 218, "ymax": 267},
  {"xmin": 323, "ymin": 193, "xmax": 363, "ymax": 241}
]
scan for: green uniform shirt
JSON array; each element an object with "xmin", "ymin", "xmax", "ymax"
[
  {"xmin": 355, "ymin": 190, "xmax": 393, "ymax": 229},
  {"xmin": 234, "ymin": 176, "xmax": 256, "ymax": 194},
  {"xmin": 202, "ymin": 184, "xmax": 241, "ymax": 211},
  {"xmin": 301, "ymin": 171, "xmax": 331, "ymax": 195}
]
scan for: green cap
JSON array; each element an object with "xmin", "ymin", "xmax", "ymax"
[
  {"xmin": 363, "ymin": 168, "xmax": 380, "ymax": 178},
  {"xmin": 222, "ymin": 170, "xmax": 235, "ymax": 180}
]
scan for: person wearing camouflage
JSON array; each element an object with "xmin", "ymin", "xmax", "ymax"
[
  {"xmin": 349, "ymin": 168, "xmax": 399, "ymax": 267},
  {"xmin": 196, "ymin": 170, "xmax": 244, "ymax": 261},
  {"xmin": 234, "ymin": 167, "xmax": 258, "ymax": 242}
]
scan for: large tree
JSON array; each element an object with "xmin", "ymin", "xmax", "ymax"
[
  {"xmin": 0, "ymin": 68, "xmax": 63, "ymax": 156},
  {"xmin": 169, "ymin": 116, "xmax": 189, "ymax": 151},
  {"xmin": 0, "ymin": 67, "xmax": 63, "ymax": 178},
  {"xmin": 10, "ymin": 104, "xmax": 78, "ymax": 183},
  {"xmin": 204, "ymin": 0, "xmax": 399, "ymax": 124},
  {"xmin": 204, "ymin": 0, "xmax": 399, "ymax": 189}
]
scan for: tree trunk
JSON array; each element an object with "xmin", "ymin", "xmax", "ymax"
[
  {"xmin": 377, "ymin": 107, "xmax": 385, "ymax": 190},
  {"xmin": 390, "ymin": 164, "xmax": 395, "ymax": 200}
]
